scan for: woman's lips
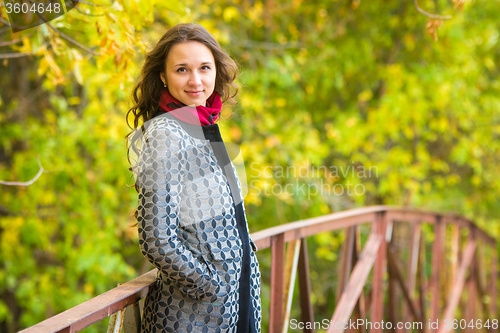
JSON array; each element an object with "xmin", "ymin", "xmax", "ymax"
[{"xmin": 186, "ymin": 90, "xmax": 203, "ymax": 96}]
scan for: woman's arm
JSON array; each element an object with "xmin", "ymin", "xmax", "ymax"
[{"xmin": 136, "ymin": 120, "xmax": 220, "ymax": 300}]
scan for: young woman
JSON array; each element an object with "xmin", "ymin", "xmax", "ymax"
[{"xmin": 126, "ymin": 23, "xmax": 261, "ymax": 333}]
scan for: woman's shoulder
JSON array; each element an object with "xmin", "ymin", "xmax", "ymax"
[
  {"xmin": 147, "ymin": 113, "xmax": 211, "ymax": 143},
  {"xmin": 147, "ymin": 113, "xmax": 183, "ymax": 131},
  {"xmin": 144, "ymin": 114, "xmax": 186, "ymax": 141}
]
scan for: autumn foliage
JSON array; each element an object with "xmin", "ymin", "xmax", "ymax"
[{"xmin": 0, "ymin": 0, "xmax": 499, "ymax": 332}]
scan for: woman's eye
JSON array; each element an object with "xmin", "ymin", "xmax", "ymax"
[{"xmin": 176, "ymin": 66, "xmax": 210, "ymax": 72}]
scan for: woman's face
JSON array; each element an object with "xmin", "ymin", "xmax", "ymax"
[{"xmin": 161, "ymin": 41, "xmax": 217, "ymax": 107}]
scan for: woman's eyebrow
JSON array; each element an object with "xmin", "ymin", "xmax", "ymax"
[{"xmin": 174, "ymin": 61, "xmax": 214, "ymax": 67}]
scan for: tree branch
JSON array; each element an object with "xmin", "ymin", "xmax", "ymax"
[
  {"xmin": 0, "ymin": 52, "xmax": 32, "ymax": 58},
  {"xmin": 44, "ymin": 21, "xmax": 101, "ymax": 55},
  {"xmin": 0, "ymin": 17, "xmax": 12, "ymax": 28},
  {"xmin": 0, "ymin": 155, "xmax": 44, "ymax": 186},
  {"xmin": 0, "ymin": 17, "xmax": 12, "ymax": 26},
  {"xmin": 413, "ymin": 0, "xmax": 452, "ymax": 19},
  {"xmin": 0, "ymin": 16, "xmax": 31, "ymax": 30},
  {"xmin": 234, "ymin": 39, "xmax": 305, "ymax": 50},
  {"xmin": 74, "ymin": 6, "xmax": 105, "ymax": 17},
  {"xmin": 79, "ymin": 0, "xmax": 105, "ymax": 6},
  {"xmin": 0, "ymin": 29, "xmax": 35, "ymax": 47}
]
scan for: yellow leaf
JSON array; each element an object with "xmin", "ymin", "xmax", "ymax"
[
  {"xmin": 278, "ymin": 35, "xmax": 287, "ymax": 45},
  {"xmin": 68, "ymin": 97, "xmax": 81, "ymax": 105},
  {"xmin": 73, "ymin": 62, "xmax": 83, "ymax": 85},
  {"xmin": 229, "ymin": 126, "xmax": 242, "ymax": 141},
  {"xmin": 275, "ymin": 98, "xmax": 287, "ymax": 108},
  {"xmin": 43, "ymin": 50, "xmax": 62, "ymax": 78},
  {"xmin": 403, "ymin": 126, "xmax": 413, "ymax": 139},
  {"xmin": 38, "ymin": 57, "xmax": 49, "ymax": 77},
  {"xmin": 22, "ymin": 37, "xmax": 31, "ymax": 53},
  {"xmin": 484, "ymin": 57, "xmax": 495, "ymax": 70},
  {"xmin": 223, "ymin": 7, "xmax": 239, "ymax": 22},
  {"xmin": 364, "ymin": 141, "xmax": 373, "ymax": 153},
  {"xmin": 71, "ymin": 49, "xmax": 83, "ymax": 61},
  {"xmin": 84, "ymin": 283, "xmax": 94, "ymax": 294},
  {"xmin": 325, "ymin": 122, "xmax": 339, "ymax": 139},
  {"xmin": 358, "ymin": 89, "xmax": 373, "ymax": 102},
  {"xmin": 345, "ymin": 117, "xmax": 358, "ymax": 127},
  {"xmin": 404, "ymin": 33, "xmax": 416, "ymax": 51}
]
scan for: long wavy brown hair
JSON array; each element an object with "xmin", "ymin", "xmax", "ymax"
[{"xmin": 125, "ymin": 23, "xmax": 239, "ymax": 221}]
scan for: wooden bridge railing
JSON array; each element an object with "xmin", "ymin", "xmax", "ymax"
[{"xmin": 19, "ymin": 205, "xmax": 498, "ymax": 333}]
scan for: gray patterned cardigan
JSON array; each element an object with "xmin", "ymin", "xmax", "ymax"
[{"xmin": 135, "ymin": 112, "xmax": 261, "ymax": 333}]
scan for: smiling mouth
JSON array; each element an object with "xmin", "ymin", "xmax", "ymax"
[{"xmin": 186, "ymin": 90, "xmax": 203, "ymax": 96}]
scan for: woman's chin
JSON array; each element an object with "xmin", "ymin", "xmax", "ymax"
[{"xmin": 186, "ymin": 100, "xmax": 205, "ymax": 107}]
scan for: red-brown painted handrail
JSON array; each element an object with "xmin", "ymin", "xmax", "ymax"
[
  {"xmin": 250, "ymin": 206, "xmax": 496, "ymax": 249},
  {"xmin": 18, "ymin": 205, "xmax": 498, "ymax": 333},
  {"xmin": 18, "ymin": 270, "xmax": 156, "ymax": 333}
]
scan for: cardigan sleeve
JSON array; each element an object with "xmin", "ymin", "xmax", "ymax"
[{"xmin": 136, "ymin": 120, "xmax": 220, "ymax": 300}]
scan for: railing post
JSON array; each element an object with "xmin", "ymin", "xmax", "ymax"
[
  {"xmin": 437, "ymin": 238, "xmax": 477, "ymax": 333},
  {"xmin": 270, "ymin": 233, "xmax": 285, "ymax": 333},
  {"xmin": 387, "ymin": 245, "xmax": 424, "ymax": 331},
  {"xmin": 387, "ymin": 222, "xmax": 397, "ymax": 333},
  {"xmin": 491, "ymin": 251, "xmax": 498, "ymax": 333},
  {"xmin": 402, "ymin": 222, "xmax": 421, "ymax": 333},
  {"xmin": 327, "ymin": 234, "xmax": 383, "ymax": 333},
  {"xmin": 473, "ymin": 243, "xmax": 495, "ymax": 332},
  {"xmin": 450, "ymin": 225, "xmax": 460, "ymax": 298},
  {"xmin": 298, "ymin": 237, "xmax": 315, "ymax": 333},
  {"xmin": 347, "ymin": 226, "xmax": 366, "ymax": 333},
  {"xmin": 371, "ymin": 211, "xmax": 387, "ymax": 333},
  {"xmin": 417, "ymin": 225, "xmax": 427, "ymax": 333},
  {"xmin": 107, "ymin": 308, "xmax": 126, "ymax": 333},
  {"xmin": 123, "ymin": 302, "xmax": 141, "ymax": 333},
  {"xmin": 465, "ymin": 232, "xmax": 477, "ymax": 333},
  {"xmin": 429, "ymin": 216, "xmax": 444, "ymax": 331},
  {"xmin": 337, "ymin": 226, "xmax": 356, "ymax": 304},
  {"xmin": 282, "ymin": 239, "xmax": 301, "ymax": 333}
]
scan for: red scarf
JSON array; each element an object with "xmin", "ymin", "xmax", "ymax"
[{"xmin": 158, "ymin": 88, "xmax": 222, "ymax": 126}]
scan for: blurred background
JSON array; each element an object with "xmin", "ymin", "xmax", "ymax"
[{"xmin": 0, "ymin": 0, "xmax": 499, "ymax": 332}]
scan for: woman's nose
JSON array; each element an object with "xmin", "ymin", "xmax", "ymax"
[{"xmin": 188, "ymin": 72, "xmax": 202, "ymax": 86}]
